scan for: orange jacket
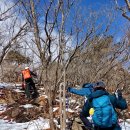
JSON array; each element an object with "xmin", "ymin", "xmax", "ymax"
[{"xmin": 22, "ymin": 69, "xmax": 31, "ymax": 79}]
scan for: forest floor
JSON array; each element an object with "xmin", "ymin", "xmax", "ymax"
[{"xmin": 0, "ymin": 82, "xmax": 130, "ymax": 130}]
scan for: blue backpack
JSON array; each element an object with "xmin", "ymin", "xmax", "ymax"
[{"xmin": 92, "ymin": 95, "xmax": 117, "ymax": 128}]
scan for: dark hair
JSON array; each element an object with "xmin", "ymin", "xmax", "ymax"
[
  {"xmin": 94, "ymin": 81, "xmax": 105, "ymax": 88},
  {"xmin": 94, "ymin": 87, "xmax": 105, "ymax": 91}
]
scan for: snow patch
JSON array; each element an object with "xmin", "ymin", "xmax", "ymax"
[
  {"xmin": 13, "ymin": 89, "xmax": 24, "ymax": 93},
  {"xmin": 53, "ymin": 107, "xmax": 59, "ymax": 112},
  {"xmin": 20, "ymin": 104, "xmax": 33, "ymax": 109},
  {"xmin": 0, "ymin": 117, "xmax": 50, "ymax": 130},
  {"xmin": 0, "ymin": 82, "xmax": 14, "ymax": 88},
  {"xmin": 66, "ymin": 108, "xmax": 74, "ymax": 113},
  {"xmin": 0, "ymin": 104, "xmax": 7, "ymax": 113}
]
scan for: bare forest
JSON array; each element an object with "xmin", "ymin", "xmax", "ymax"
[{"xmin": 0, "ymin": 0, "xmax": 130, "ymax": 130}]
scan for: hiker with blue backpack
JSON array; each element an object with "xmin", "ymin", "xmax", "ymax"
[{"xmin": 80, "ymin": 81, "xmax": 127, "ymax": 130}]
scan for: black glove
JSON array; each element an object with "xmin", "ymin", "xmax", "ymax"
[
  {"xmin": 67, "ymin": 87, "xmax": 71, "ymax": 92},
  {"xmin": 84, "ymin": 123, "xmax": 93, "ymax": 130},
  {"xmin": 115, "ymin": 89, "xmax": 122, "ymax": 99}
]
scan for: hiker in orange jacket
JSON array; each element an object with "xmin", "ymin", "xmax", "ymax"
[{"xmin": 22, "ymin": 67, "xmax": 38, "ymax": 99}]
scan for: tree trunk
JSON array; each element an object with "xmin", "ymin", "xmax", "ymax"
[{"xmin": 48, "ymin": 95, "xmax": 55, "ymax": 130}]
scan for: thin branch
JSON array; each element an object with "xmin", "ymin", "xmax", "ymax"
[
  {"xmin": 122, "ymin": 12, "xmax": 130, "ymax": 21},
  {"xmin": 125, "ymin": 0, "xmax": 130, "ymax": 10},
  {"xmin": 0, "ymin": 22, "xmax": 27, "ymax": 64},
  {"xmin": 0, "ymin": 0, "xmax": 20, "ymax": 21},
  {"xmin": 115, "ymin": 0, "xmax": 130, "ymax": 21}
]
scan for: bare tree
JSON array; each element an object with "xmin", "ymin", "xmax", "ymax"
[
  {"xmin": 0, "ymin": 1, "xmax": 29, "ymax": 82},
  {"xmin": 16, "ymin": 0, "xmax": 129, "ymax": 129},
  {"xmin": 0, "ymin": 0, "xmax": 28, "ymax": 65},
  {"xmin": 115, "ymin": 0, "xmax": 130, "ymax": 21},
  {"xmin": 67, "ymin": 33, "xmax": 130, "ymax": 93},
  {"xmin": 0, "ymin": 0, "xmax": 129, "ymax": 129},
  {"xmin": 0, "ymin": 23, "xmax": 27, "ymax": 64}
]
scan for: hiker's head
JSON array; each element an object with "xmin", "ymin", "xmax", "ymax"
[
  {"xmin": 25, "ymin": 66, "xmax": 29, "ymax": 70},
  {"xmin": 93, "ymin": 81, "xmax": 106, "ymax": 91}
]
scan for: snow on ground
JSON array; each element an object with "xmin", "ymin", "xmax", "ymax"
[
  {"xmin": 14, "ymin": 88, "xmax": 24, "ymax": 93},
  {"xmin": 0, "ymin": 104, "xmax": 6, "ymax": 114},
  {"xmin": 0, "ymin": 118, "xmax": 130, "ymax": 130},
  {"xmin": 53, "ymin": 107, "xmax": 59, "ymax": 112},
  {"xmin": 0, "ymin": 117, "xmax": 50, "ymax": 130},
  {"xmin": 0, "ymin": 102, "xmax": 48, "ymax": 130},
  {"xmin": 0, "ymin": 82, "xmax": 21, "ymax": 89},
  {"xmin": 0, "ymin": 83, "xmax": 50, "ymax": 130},
  {"xmin": 0, "ymin": 104, "xmax": 50, "ymax": 130},
  {"xmin": 120, "ymin": 121, "xmax": 130, "ymax": 130},
  {"xmin": 0, "ymin": 82, "xmax": 14, "ymax": 88},
  {"xmin": 66, "ymin": 108, "xmax": 74, "ymax": 113},
  {"xmin": 20, "ymin": 104, "xmax": 34, "ymax": 109},
  {"xmin": 0, "ymin": 82, "xmax": 130, "ymax": 130}
]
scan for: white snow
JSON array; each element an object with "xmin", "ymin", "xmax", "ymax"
[
  {"xmin": 0, "ymin": 104, "xmax": 50, "ymax": 130},
  {"xmin": 0, "ymin": 82, "xmax": 14, "ymax": 88},
  {"xmin": 70, "ymin": 99, "xmax": 76, "ymax": 103},
  {"xmin": 40, "ymin": 95, "xmax": 48, "ymax": 99},
  {"xmin": 0, "ymin": 109, "xmax": 130, "ymax": 130},
  {"xmin": 20, "ymin": 104, "xmax": 34, "ymax": 109},
  {"xmin": 120, "ymin": 122, "xmax": 130, "ymax": 130},
  {"xmin": 0, "ymin": 117, "xmax": 50, "ymax": 130},
  {"xmin": 53, "ymin": 107, "xmax": 59, "ymax": 112},
  {"xmin": 75, "ymin": 105, "xmax": 80, "ymax": 109},
  {"xmin": 0, "ymin": 104, "xmax": 6, "ymax": 114},
  {"xmin": 126, "ymin": 119, "xmax": 130, "ymax": 123},
  {"xmin": 13, "ymin": 89, "xmax": 24, "ymax": 93},
  {"xmin": 0, "ymin": 82, "xmax": 22, "ymax": 89},
  {"xmin": 66, "ymin": 108, "xmax": 74, "ymax": 113}
]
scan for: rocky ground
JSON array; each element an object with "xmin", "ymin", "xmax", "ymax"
[{"xmin": 0, "ymin": 83, "xmax": 130, "ymax": 130}]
